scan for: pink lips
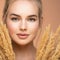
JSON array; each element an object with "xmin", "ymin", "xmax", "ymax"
[{"xmin": 17, "ymin": 33, "xmax": 29, "ymax": 39}]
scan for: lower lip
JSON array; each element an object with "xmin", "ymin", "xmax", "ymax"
[{"xmin": 17, "ymin": 34, "xmax": 29, "ymax": 39}]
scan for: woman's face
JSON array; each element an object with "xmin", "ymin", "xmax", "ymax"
[{"xmin": 6, "ymin": 0, "xmax": 39, "ymax": 46}]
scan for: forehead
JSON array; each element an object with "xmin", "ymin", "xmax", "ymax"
[{"xmin": 8, "ymin": 0, "xmax": 38, "ymax": 15}]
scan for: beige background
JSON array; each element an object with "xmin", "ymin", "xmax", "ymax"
[
  {"xmin": 0, "ymin": 0, "xmax": 60, "ymax": 31},
  {"xmin": 42, "ymin": 0, "xmax": 60, "ymax": 32}
]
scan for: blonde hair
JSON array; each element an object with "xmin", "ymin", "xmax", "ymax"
[{"xmin": 3, "ymin": 0, "xmax": 42, "ymax": 23}]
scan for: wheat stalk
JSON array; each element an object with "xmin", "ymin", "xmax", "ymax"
[
  {"xmin": 36, "ymin": 25, "xmax": 60, "ymax": 60},
  {"xmin": 0, "ymin": 20, "xmax": 15, "ymax": 60}
]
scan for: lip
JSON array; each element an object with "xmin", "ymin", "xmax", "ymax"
[{"xmin": 17, "ymin": 33, "xmax": 29, "ymax": 39}]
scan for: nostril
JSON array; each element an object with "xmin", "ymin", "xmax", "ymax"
[
  {"xmin": 20, "ymin": 28, "xmax": 27, "ymax": 31},
  {"xmin": 19, "ymin": 24, "xmax": 27, "ymax": 31}
]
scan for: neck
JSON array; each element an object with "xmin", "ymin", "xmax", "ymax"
[
  {"xmin": 12, "ymin": 41, "xmax": 36, "ymax": 60},
  {"xmin": 12, "ymin": 41, "xmax": 36, "ymax": 51}
]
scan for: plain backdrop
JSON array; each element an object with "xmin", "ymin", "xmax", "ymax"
[{"xmin": 42, "ymin": 0, "xmax": 60, "ymax": 32}]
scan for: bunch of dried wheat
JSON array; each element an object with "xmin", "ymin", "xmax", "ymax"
[
  {"xmin": 0, "ymin": 20, "xmax": 15, "ymax": 60},
  {"xmin": 36, "ymin": 25, "xmax": 60, "ymax": 60},
  {"xmin": 0, "ymin": 20, "xmax": 60, "ymax": 60}
]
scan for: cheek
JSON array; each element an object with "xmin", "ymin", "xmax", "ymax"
[
  {"xmin": 6, "ymin": 21, "xmax": 18, "ymax": 34},
  {"xmin": 31, "ymin": 25, "xmax": 39, "ymax": 34},
  {"xmin": 28, "ymin": 22, "xmax": 39, "ymax": 34}
]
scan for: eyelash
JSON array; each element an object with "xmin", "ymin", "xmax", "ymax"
[
  {"xmin": 11, "ymin": 17, "xmax": 19, "ymax": 21},
  {"xmin": 10, "ymin": 17, "xmax": 36, "ymax": 22},
  {"xmin": 28, "ymin": 18, "xmax": 36, "ymax": 22}
]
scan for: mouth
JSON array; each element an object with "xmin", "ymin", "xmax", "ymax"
[{"xmin": 17, "ymin": 33, "xmax": 29, "ymax": 39}]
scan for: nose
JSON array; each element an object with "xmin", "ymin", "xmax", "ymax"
[{"xmin": 19, "ymin": 20, "xmax": 27, "ymax": 31}]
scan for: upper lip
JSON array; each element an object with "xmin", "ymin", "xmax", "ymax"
[{"xmin": 17, "ymin": 33, "xmax": 29, "ymax": 36}]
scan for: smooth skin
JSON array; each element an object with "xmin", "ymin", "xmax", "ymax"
[{"xmin": 5, "ymin": 0, "xmax": 40, "ymax": 60}]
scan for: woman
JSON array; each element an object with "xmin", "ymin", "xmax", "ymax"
[
  {"xmin": 3, "ymin": 0, "xmax": 42, "ymax": 60},
  {"xmin": 1, "ymin": 0, "xmax": 60, "ymax": 60}
]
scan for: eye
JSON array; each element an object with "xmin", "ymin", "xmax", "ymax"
[
  {"xmin": 11, "ymin": 17, "xmax": 19, "ymax": 21},
  {"xmin": 28, "ymin": 18, "xmax": 36, "ymax": 22}
]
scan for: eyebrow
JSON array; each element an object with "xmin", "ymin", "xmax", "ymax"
[
  {"xmin": 10, "ymin": 13, "xmax": 37, "ymax": 18},
  {"xmin": 10, "ymin": 13, "xmax": 20, "ymax": 17},
  {"xmin": 28, "ymin": 15, "xmax": 37, "ymax": 18}
]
